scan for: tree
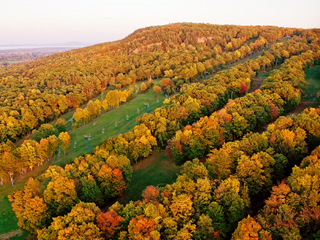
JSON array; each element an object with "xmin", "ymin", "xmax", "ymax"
[
  {"xmin": 30, "ymin": 124, "xmax": 55, "ymax": 142},
  {"xmin": 236, "ymin": 152, "xmax": 275, "ymax": 195},
  {"xmin": 106, "ymin": 90, "xmax": 118, "ymax": 107},
  {"xmin": 47, "ymin": 135, "xmax": 59, "ymax": 158},
  {"xmin": 58, "ymin": 132, "xmax": 71, "ymax": 155},
  {"xmin": 73, "ymin": 108, "xmax": 84, "ymax": 124},
  {"xmin": 170, "ymin": 194, "xmax": 193, "ymax": 220},
  {"xmin": 232, "ymin": 215, "xmax": 272, "ymax": 240},
  {"xmin": 78, "ymin": 175, "xmax": 104, "ymax": 206},
  {"xmin": 87, "ymin": 100, "xmax": 96, "ymax": 119},
  {"xmin": 240, "ymin": 82, "xmax": 247, "ymax": 96},
  {"xmin": 214, "ymin": 178, "xmax": 249, "ymax": 230},
  {"xmin": 153, "ymin": 85, "xmax": 162, "ymax": 96},
  {"xmin": 97, "ymin": 209, "xmax": 124, "ymax": 238},
  {"xmin": 141, "ymin": 82, "xmax": 148, "ymax": 92},
  {"xmin": 142, "ymin": 186, "xmax": 159, "ymax": 201},
  {"xmin": 55, "ymin": 118, "xmax": 67, "ymax": 133},
  {"xmin": 19, "ymin": 140, "xmax": 42, "ymax": 170},
  {"xmin": 38, "ymin": 202, "xmax": 103, "ymax": 240},
  {"xmin": 128, "ymin": 215, "xmax": 155, "ymax": 239},
  {"xmin": 102, "ymin": 99, "xmax": 109, "ymax": 111},
  {"xmin": 196, "ymin": 62, "xmax": 205, "ymax": 76},
  {"xmin": 43, "ymin": 176, "xmax": 78, "ymax": 216},
  {"xmin": 9, "ymin": 178, "xmax": 50, "ymax": 234},
  {"xmin": 57, "ymin": 94, "xmax": 68, "ymax": 113},
  {"xmin": 270, "ymin": 103, "xmax": 280, "ymax": 120},
  {"xmin": 155, "ymin": 66, "xmax": 161, "ymax": 78}
]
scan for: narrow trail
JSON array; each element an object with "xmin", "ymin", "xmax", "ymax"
[
  {"xmin": 0, "ymin": 230, "xmax": 21, "ymax": 240},
  {"xmin": 248, "ymin": 75, "xmax": 265, "ymax": 93}
]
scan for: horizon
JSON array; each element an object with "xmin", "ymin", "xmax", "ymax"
[
  {"xmin": 1, "ymin": 22, "xmax": 318, "ymax": 47},
  {"xmin": 1, "ymin": 0, "xmax": 319, "ymax": 46}
]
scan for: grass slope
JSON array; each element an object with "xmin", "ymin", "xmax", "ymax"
[
  {"xmin": 304, "ymin": 66, "xmax": 320, "ymax": 108},
  {"xmin": 116, "ymin": 152, "xmax": 181, "ymax": 205}
]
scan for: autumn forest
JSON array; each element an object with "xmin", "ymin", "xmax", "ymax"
[{"xmin": 1, "ymin": 23, "xmax": 320, "ymax": 239}]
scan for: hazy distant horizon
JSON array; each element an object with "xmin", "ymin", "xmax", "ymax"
[
  {"xmin": 1, "ymin": 0, "xmax": 319, "ymax": 45},
  {"xmin": 0, "ymin": 41, "xmax": 96, "ymax": 49},
  {"xmin": 0, "ymin": 46, "xmax": 87, "ymax": 51}
]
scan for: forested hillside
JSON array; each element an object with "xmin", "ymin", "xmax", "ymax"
[
  {"xmin": 0, "ymin": 23, "xmax": 294, "ymax": 143},
  {"xmin": 3, "ymin": 23, "xmax": 320, "ymax": 239}
]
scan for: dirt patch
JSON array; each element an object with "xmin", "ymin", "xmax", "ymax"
[
  {"xmin": 0, "ymin": 229, "xmax": 21, "ymax": 240},
  {"xmin": 249, "ymin": 76, "xmax": 265, "ymax": 93},
  {"xmin": 258, "ymin": 101, "xmax": 309, "ymax": 134},
  {"xmin": 288, "ymin": 101, "xmax": 308, "ymax": 116}
]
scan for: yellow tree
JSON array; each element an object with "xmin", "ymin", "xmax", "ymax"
[
  {"xmin": 153, "ymin": 85, "xmax": 162, "ymax": 94},
  {"xmin": 141, "ymin": 82, "xmax": 148, "ymax": 92},
  {"xmin": 57, "ymin": 94, "xmax": 68, "ymax": 113},
  {"xmin": 47, "ymin": 135, "xmax": 59, "ymax": 158},
  {"xmin": 43, "ymin": 176, "xmax": 78, "ymax": 216},
  {"xmin": 38, "ymin": 202, "xmax": 102, "ymax": 240},
  {"xmin": 102, "ymin": 99, "xmax": 109, "ymax": 111},
  {"xmin": 58, "ymin": 132, "xmax": 71, "ymax": 155},
  {"xmin": 87, "ymin": 100, "xmax": 96, "ymax": 119},
  {"xmin": 19, "ymin": 140, "xmax": 41, "ymax": 170},
  {"xmin": 106, "ymin": 90, "xmax": 118, "ymax": 107},
  {"xmin": 118, "ymin": 91, "xmax": 127, "ymax": 104},
  {"xmin": 73, "ymin": 108, "xmax": 84, "ymax": 124},
  {"xmin": 94, "ymin": 99, "xmax": 102, "ymax": 115},
  {"xmin": 9, "ymin": 178, "xmax": 50, "ymax": 234}
]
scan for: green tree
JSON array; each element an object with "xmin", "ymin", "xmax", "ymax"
[{"xmin": 54, "ymin": 118, "xmax": 67, "ymax": 133}]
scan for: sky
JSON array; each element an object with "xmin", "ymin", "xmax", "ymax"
[{"xmin": 1, "ymin": 0, "xmax": 319, "ymax": 45}]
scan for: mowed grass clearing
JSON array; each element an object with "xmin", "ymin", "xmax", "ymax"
[
  {"xmin": 54, "ymin": 88, "xmax": 166, "ymax": 166},
  {"xmin": 304, "ymin": 66, "xmax": 320, "ymax": 108},
  {"xmin": 104, "ymin": 151, "xmax": 181, "ymax": 208}
]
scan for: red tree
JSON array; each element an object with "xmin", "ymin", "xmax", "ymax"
[{"xmin": 240, "ymin": 82, "xmax": 247, "ymax": 96}]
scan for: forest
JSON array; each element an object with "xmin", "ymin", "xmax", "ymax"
[{"xmin": 1, "ymin": 23, "xmax": 320, "ymax": 239}]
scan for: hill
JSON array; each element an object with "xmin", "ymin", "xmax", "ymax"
[
  {"xmin": 2, "ymin": 23, "xmax": 320, "ymax": 239},
  {"xmin": 0, "ymin": 23, "xmax": 297, "ymax": 144}
]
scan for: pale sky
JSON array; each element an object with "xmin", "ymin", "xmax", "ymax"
[{"xmin": 1, "ymin": 0, "xmax": 319, "ymax": 45}]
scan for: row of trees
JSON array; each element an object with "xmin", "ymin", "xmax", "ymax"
[
  {"xmin": 0, "ymin": 131, "xmax": 70, "ymax": 185},
  {"xmin": 168, "ymin": 49, "xmax": 319, "ymax": 165},
  {"xmin": 0, "ymin": 24, "xmax": 298, "ymax": 143},
  {"xmin": 92, "ymin": 37, "xmax": 318, "ymax": 169},
  {"xmin": 13, "ymin": 106, "xmax": 319, "ymax": 239},
  {"xmin": 71, "ymin": 83, "xmax": 154, "ymax": 127}
]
